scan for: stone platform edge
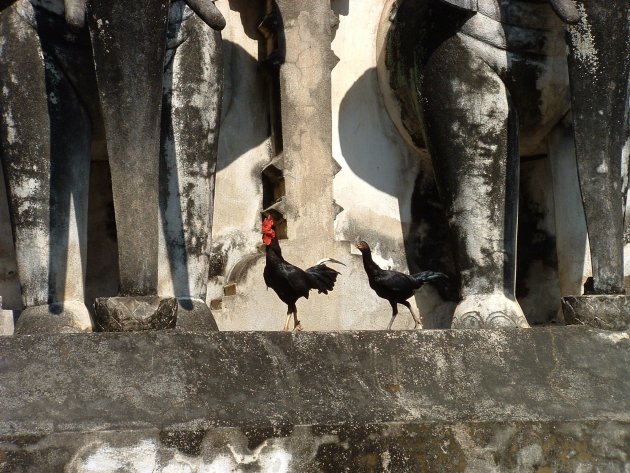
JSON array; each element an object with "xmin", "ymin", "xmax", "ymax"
[{"xmin": 1, "ymin": 327, "xmax": 629, "ymax": 470}]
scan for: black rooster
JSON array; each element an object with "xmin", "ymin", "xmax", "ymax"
[
  {"xmin": 262, "ymin": 216, "xmax": 345, "ymax": 331},
  {"xmin": 356, "ymin": 241, "xmax": 448, "ymax": 330}
]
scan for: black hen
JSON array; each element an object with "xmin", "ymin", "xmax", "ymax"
[
  {"xmin": 356, "ymin": 241, "xmax": 448, "ymax": 329},
  {"xmin": 262, "ymin": 216, "xmax": 344, "ymax": 330}
]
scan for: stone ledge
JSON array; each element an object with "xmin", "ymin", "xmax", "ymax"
[
  {"xmin": 1, "ymin": 327, "xmax": 630, "ymax": 471},
  {"xmin": 1, "ymin": 327, "xmax": 629, "ymax": 437}
]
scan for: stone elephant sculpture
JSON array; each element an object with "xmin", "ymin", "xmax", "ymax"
[
  {"xmin": 0, "ymin": 0, "xmax": 225, "ymax": 333},
  {"xmin": 386, "ymin": 0, "xmax": 630, "ymax": 327}
]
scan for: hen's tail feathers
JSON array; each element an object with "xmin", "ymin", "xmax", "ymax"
[
  {"xmin": 410, "ymin": 270, "xmax": 447, "ymax": 287},
  {"xmin": 305, "ymin": 263, "xmax": 342, "ymax": 294},
  {"xmin": 410, "ymin": 271, "xmax": 458, "ymax": 301}
]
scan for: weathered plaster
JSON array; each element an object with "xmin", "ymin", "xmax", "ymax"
[{"xmin": 207, "ymin": 1, "xmax": 270, "ymax": 299}]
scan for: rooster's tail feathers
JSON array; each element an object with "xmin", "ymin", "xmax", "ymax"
[
  {"xmin": 305, "ymin": 264, "xmax": 341, "ymax": 294},
  {"xmin": 313, "ymin": 257, "xmax": 346, "ymax": 267}
]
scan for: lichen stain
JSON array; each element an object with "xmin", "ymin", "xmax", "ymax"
[
  {"xmin": 3, "ymin": 108, "xmax": 19, "ymax": 145},
  {"xmin": 568, "ymin": 4, "xmax": 600, "ymax": 75}
]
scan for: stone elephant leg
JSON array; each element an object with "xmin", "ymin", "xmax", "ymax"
[
  {"xmin": 419, "ymin": 36, "xmax": 528, "ymax": 328},
  {"xmin": 0, "ymin": 2, "xmax": 92, "ymax": 333},
  {"xmin": 565, "ymin": 0, "xmax": 629, "ymax": 294},
  {"xmin": 88, "ymin": 0, "xmax": 173, "ymax": 329},
  {"xmin": 559, "ymin": 0, "xmax": 630, "ymax": 326},
  {"xmin": 88, "ymin": 0, "xmax": 169, "ymax": 296},
  {"xmin": 158, "ymin": 3, "xmax": 222, "ymax": 331}
]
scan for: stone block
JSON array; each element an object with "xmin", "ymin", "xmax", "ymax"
[
  {"xmin": 174, "ymin": 298, "xmax": 218, "ymax": 332},
  {"xmin": 562, "ymin": 294, "xmax": 630, "ymax": 330},
  {"xmin": 93, "ymin": 296, "xmax": 177, "ymax": 331},
  {"xmin": 14, "ymin": 301, "xmax": 93, "ymax": 334}
]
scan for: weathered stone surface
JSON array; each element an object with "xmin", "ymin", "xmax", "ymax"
[
  {"xmin": 1, "ymin": 421, "xmax": 629, "ymax": 472},
  {"xmin": 563, "ymin": 294, "xmax": 630, "ymax": 331},
  {"xmin": 0, "ymin": 327, "xmax": 629, "ymax": 470},
  {"xmin": 174, "ymin": 297, "xmax": 218, "ymax": 332},
  {"xmin": 0, "ymin": 328, "xmax": 628, "ymax": 429},
  {"xmin": 14, "ymin": 301, "xmax": 92, "ymax": 334},
  {"xmin": 88, "ymin": 0, "xmax": 170, "ymax": 296},
  {"xmin": 93, "ymin": 296, "xmax": 177, "ymax": 331},
  {"xmin": 567, "ymin": 0, "xmax": 630, "ymax": 294}
]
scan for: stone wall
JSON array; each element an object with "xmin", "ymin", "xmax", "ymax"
[{"xmin": 1, "ymin": 327, "xmax": 629, "ymax": 471}]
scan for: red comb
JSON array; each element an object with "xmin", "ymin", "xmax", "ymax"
[
  {"xmin": 261, "ymin": 216, "xmax": 275, "ymax": 245},
  {"xmin": 262, "ymin": 215, "xmax": 274, "ymax": 232}
]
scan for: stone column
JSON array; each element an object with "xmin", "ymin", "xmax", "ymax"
[{"xmin": 272, "ymin": 0, "xmax": 336, "ymax": 242}]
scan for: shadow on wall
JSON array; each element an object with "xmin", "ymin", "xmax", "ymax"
[
  {"xmin": 218, "ymin": 38, "xmax": 269, "ymax": 172},
  {"xmin": 220, "ymin": 0, "xmax": 269, "ymax": 171},
  {"xmin": 337, "ymin": 68, "xmax": 454, "ymax": 275},
  {"xmin": 331, "ymin": 0, "xmax": 349, "ymax": 16},
  {"xmin": 226, "ymin": 0, "xmax": 266, "ymax": 42}
]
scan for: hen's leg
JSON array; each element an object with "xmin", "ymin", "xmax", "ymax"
[
  {"xmin": 401, "ymin": 301, "xmax": 421, "ymax": 329},
  {"xmin": 387, "ymin": 301, "xmax": 398, "ymax": 330}
]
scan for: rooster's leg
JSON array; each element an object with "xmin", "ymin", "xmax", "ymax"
[
  {"xmin": 387, "ymin": 302, "xmax": 398, "ymax": 330},
  {"xmin": 292, "ymin": 308, "xmax": 302, "ymax": 332},
  {"xmin": 283, "ymin": 309, "xmax": 292, "ymax": 331},
  {"xmin": 401, "ymin": 300, "xmax": 421, "ymax": 329}
]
